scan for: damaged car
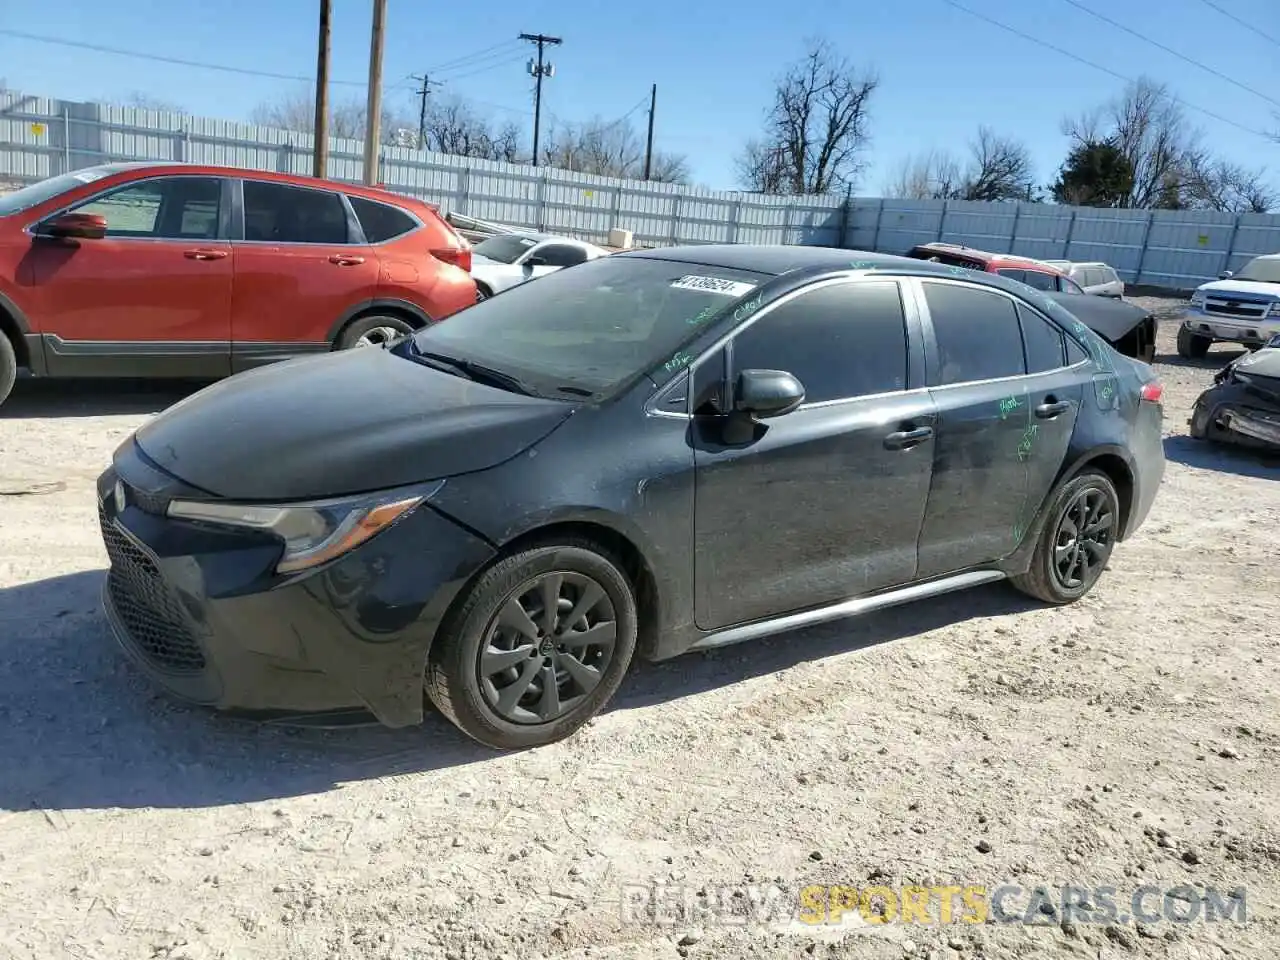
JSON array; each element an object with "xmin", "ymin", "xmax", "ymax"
[
  {"xmin": 1189, "ymin": 334, "xmax": 1280, "ymax": 453},
  {"xmin": 1041, "ymin": 290, "xmax": 1157, "ymax": 364}
]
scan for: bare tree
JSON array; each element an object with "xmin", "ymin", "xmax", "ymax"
[
  {"xmin": 1062, "ymin": 77, "xmax": 1201, "ymax": 208},
  {"xmin": 122, "ymin": 92, "xmax": 185, "ymax": 112},
  {"xmin": 250, "ymin": 88, "xmax": 413, "ymax": 145},
  {"xmin": 540, "ymin": 116, "xmax": 690, "ymax": 183},
  {"xmin": 422, "ymin": 96, "xmax": 527, "ymax": 162},
  {"xmin": 887, "ymin": 128, "xmax": 1034, "ymax": 202},
  {"xmin": 1182, "ymin": 157, "xmax": 1277, "ymax": 213},
  {"xmin": 735, "ymin": 39, "xmax": 878, "ymax": 195}
]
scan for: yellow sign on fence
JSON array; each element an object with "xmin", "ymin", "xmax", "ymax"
[{"xmin": 30, "ymin": 123, "xmax": 46, "ymax": 137}]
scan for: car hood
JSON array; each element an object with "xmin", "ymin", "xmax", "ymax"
[
  {"xmin": 1229, "ymin": 346, "xmax": 1280, "ymax": 380},
  {"xmin": 1196, "ymin": 279, "xmax": 1280, "ymax": 301},
  {"xmin": 1042, "ymin": 291, "xmax": 1149, "ymax": 342},
  {"xmin": 134, "ymin": 347, "xmax": 576, "ymax": 501}
]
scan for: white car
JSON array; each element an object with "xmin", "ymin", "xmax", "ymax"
[
  {"xmin": 1041, "ymin": 260, "xmax": 1125, "ymax": 298},
  {"xmin": 1178, "ymin": 253, "xmax": 1280, "ymax": 358},
  {"xmin": 469, "ymin": 232, "xmax": 609, "ymax": 300}
]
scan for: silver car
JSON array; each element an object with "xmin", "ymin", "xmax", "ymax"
[
  {"xmin": 1043, "ymin": 260, "xmax": 1125, "ymax": 298},
  {"xmin": 469, "ymin": 232, "xmax": 609, "ymax": 300}
]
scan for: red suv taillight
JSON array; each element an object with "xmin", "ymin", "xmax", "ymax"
[
  {"xmin": 1140, "ymin": 381, "xmax": 1163, "ymax": 403},
  {"xmin": 431, "ymin": 244, "xmax": 471, "ymax": 273}
]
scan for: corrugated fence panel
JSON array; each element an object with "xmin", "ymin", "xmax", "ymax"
[{"xmin": 5, "ymin": 90, "xmax": 1280, "ymax": 287}]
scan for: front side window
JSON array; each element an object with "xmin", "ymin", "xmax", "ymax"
[
  {"xmin": 399, "ymin": 256, "xmax": 767, "ymax": 398},
  {"xmin": 535, "ymin": 244, "xmax": 589, "ymax": 268},
  {"xmin": 923, "ymin": 281, "xmax": 1027, "ymax": 385},
  {"xmin": 731, "ymin": 281, "xmax": 909, "ymax": 404},
  {"xmin": 473, "ymin": 234, "xmax": 541, "ymax": 264},
  {"xmin": 242, "ymin": 180, "xmax": 350, "ymax": 244},
  {"xmin": 348, "ymin": 196, "xmax": 417, "ymax": 243},
  {"xmin": 68, "ymin": 176, "xmax": 222, "ymax": 240}
]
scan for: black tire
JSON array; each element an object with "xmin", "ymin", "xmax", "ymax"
[
  {"xmin": 0, "ymin": 334, "xmax": 15, "ymax": 410},
  {"xmin": 336, "ymin": 314, "xmax": 415, "ymax": 350},
  {"xmin": 1011, "ymin": 469, "xmax": 1121, "ymax": 605},
  {"xmin": 425, "ymin": 539, "xmax": 639, "ymax": 750},
  {"xmin": 1176, "ymin": 325, "xmax": 1212, "ymax": 359},
  {"xmin": 475, "ymin": 283, "xmax": 491, "ymax": 303}
]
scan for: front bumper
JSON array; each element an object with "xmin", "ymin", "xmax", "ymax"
[
  {"xmin": 1190, "ymin": 391, "xmax": 1280, "ymax": 452},
  {"xmin": 95, "ymin": 448, "xmax": 495, "ymax": 727},
  {"xmin": 1182, "ymin": 310, "xmax": 1280, "ymax": 345}
]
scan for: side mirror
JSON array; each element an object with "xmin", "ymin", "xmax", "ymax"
[
  {"xmin": 523, "ymin": 255, "xmax": 548, "ymax": 268},
  {"xmin": 40, "ymin": 212, "xmax": 108, "ymax": 240},
  {"xmin": 1218, "ymin": 270, "xmax": 1234, "ymax": 280},
  {"xmin": 733, "ymin": 369, "xmax": 805, "ymax": 419}
]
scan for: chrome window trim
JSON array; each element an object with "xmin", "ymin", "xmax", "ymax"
[
  {"xmin": 22, "ymin": 173, "xmax": 230, "ymax": 241},
  {"xmin": 237, "ymin": 177, "xmax": 364, "ymax": 247}
]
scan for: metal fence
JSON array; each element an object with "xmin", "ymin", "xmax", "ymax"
[{"xmin": 4, "ymin": 89, "xmax": 1280, "ymax": 290}]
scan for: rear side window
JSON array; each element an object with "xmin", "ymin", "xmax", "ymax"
[
  {"xmin": 923, "ymin": 282, "xmax": 1027, "ymax": 385},
  {"xmin": 995, "ymin": 269, "xmax": 1026, "ymax": 284},
  {"xmin": 1060, "ymin": 276, "xmax": 1085, "ymax": 295},
  {"xmin": 242, "ymin": 180, "xmax": 350, "ymax": 244},
  {"xmin": 1019, "ymin": 270, "xmax": 1057, "ymax": 291},
  {"xmin": 535, "ymin": 244, "xmax": 590, "ymax": 268},
  {"xmin": 348, "ymin": 196, "xmax": 418, "ymax": 243},
  {"xmin": 1017, "ymin": 304, "xmax": 1066, "ymax": 373},
  {"xmin": 1066, "ymin": 336, "xmax": 1089, "ymax": 364},
  {"xmin": 731, "ymin": 281, "xmax": 909, "ymax": 403}
]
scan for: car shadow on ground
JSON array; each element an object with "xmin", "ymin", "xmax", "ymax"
[
  {"xmin": 0, "ymin": 569, "xmax": 1036, "ymax": 812},
  {"xmin": 0, "ymin": 377, "xmax": 209, "ymax": 418},
  {"xmin": 1163, "ymin": 435, "xmax": 1279, "ymax": 480},
  {"xmin": 1153, "ymin": 349, "xmax": 1245, "ymax": 370}
]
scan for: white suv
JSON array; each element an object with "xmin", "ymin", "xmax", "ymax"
[
  {"xmin": 1043, "ymin": 260, "xmax": 1125, "ymax": 298},
  {"xmin": 1178, "ymin": 254, "xmax": 1280, "ymax": 358}
]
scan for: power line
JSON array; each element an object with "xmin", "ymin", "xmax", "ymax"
[
  {"xmin": 426, "ymin": 40, "xmax": 525, "ymax": 75},
  {"xmin": 1195, "ymin": 0, "xmax": 1280, "ymax": 47},
  {"xmin": 439, "ymin": 54, "xmax": 529, "ymax": 83},
  {"xmin": 1059, "ymin": 0, "xmax": 1280, "ymax": 109},
  {"xmin": 937, "ymin": 0, "xmax": 1275, "ymax": 141}
]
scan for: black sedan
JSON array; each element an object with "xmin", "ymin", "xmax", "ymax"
[{"xmin": 97, "ymin": 245, "xmax": 1167, "ymax": 750}]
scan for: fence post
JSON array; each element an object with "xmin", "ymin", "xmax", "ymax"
[
  {"xmin": 1062, "ymin": 207, "xmax": 1078, "ymax": 258},
  {"xmin": 458, "ymin": 167, "xmax": 470, "ymax": 216},
  {"xmin": 1221, "ymin": 213, "xmax": 1242, "ymax": 277},
  {"xmin": 871, "ymin": 198, "xmax": 885, "ymax": 251},
  {"xmin": 61, "ymin": 105, "xmax": 71, "ymax": 174},
  {"xmin": 610, "ymin": 184, "xmax": 622, "ymax": 238},
  {"xmin": 536, "ymin": 173, "xmax": 548, "ymax": 231},
  {"xmin": 728, "ymin": 196, "xmax": 742, "ymax": 244},
  {"xmin": 670, "ymin": 191, "xmax": 683, "ymax": 245},
  {"xmin": 937, "ymin": 199, "xmax": 949, "ymax": 241},
  {"xmin": 1007, "ymin": 202, "xmax": 1022, "ymax": 254},
  {"xmin": 838, "ymin": 192, "xmax": 851, "ymax": 248},
  {"xmin": 782, "ymin": 202, "xmax": 794, "ymax": 246},
  {"xmin": 1134, "ymin": 209, "xmax": 1156, "ymax": 286}
]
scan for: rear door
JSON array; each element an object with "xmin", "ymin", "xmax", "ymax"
[
  {"xmin": 229, "ymin": 178, "xmax": 379, "ymax": 369},
  {"xmin": 25, "ymin": 174, "xmax": 232, "ymax": 377},
  {"xmin": 692, "ymin": 278, "xmax": 935, "ymax": 630},
  {"xmin": 910, "ymin": 278, "xmax": 1037, "ymax": 578}
]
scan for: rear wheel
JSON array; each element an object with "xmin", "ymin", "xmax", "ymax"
[
  {"xmin": 1177, "ymin": 325, "xmax": 1212, "ymax": 359},
  {"xmin": 475, "ymin": 283, "xmax": 491, "ymax": 303},
  {"xmin": 0, "ymin": 334, "xmax": 15, "ymax": 409},
  {"xmin": 425, "ymin": 540, "xmax": 638, "ymax": 750},
  {"xmin": 1011, "ymin": 469, "xmax": 1120, "ymax": 605},
  {"xmin": 337, "ymin": 314, "xmax": 415, "ymax": 350}
]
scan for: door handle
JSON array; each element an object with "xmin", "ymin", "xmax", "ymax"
[
  {"xmin": 183, "ymin": 248, "xmax": 228, "ymax": 261},
  {"xmin": 884, "ymin": 425, "xmax": 934, "ymax": 450},
  {"xmin": 328, "ymin": 255, "xmax": 366, "ymax": 266},
  {"xmin": 1035, "ymin": 399, "xmax": 1072, "ymax": 418}
]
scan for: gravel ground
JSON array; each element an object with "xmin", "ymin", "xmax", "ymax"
[{"xmin": 1, "ymin": 299, "xmax": 1277, "ymax": 960}]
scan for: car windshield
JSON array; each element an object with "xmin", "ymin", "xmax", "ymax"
[
  {"xmin": 0, "ymin": 166, "xmax": 119, "ymax": 216},
  {"xmin": 398, "ymin": 255, "xmax": 769, "ymax": 398},
  {"xmin": 1232, "ymin": 257, "xmax": 1280, "ymax": 284},
  {"xmin": 473, "ymin": 234, "xmax": 542, "ymax": 264}
]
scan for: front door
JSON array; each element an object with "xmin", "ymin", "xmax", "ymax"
[
  {"xmin": 692, "ymin": 278, "xmax": 936, "ymax": 632},
  {"xmin": 912, "ymin": 278, "xmax": 1075, "ymax": 577},
  {"xmin": 25, "ymin": 174, "xmax": 232, "ymax": 377},
  {"xmin": 230, "ymin": 179, "xmax": 379, "ymax": 369}
]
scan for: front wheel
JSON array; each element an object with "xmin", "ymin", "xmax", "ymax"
[
  {"xmin": 1176, "ymin": 325, "xmax": 1212, "ymax": 359},
  {"xmin": 1011, "ymin": 469, "xmax": 1120, "ymax": 605},
  {"xmin": 425, "ymin": 540, "xmax": 639, "ymax": 750},
  {"xmin": 337, "ymin": 314, "xmax": 415, "ymax": 350}
]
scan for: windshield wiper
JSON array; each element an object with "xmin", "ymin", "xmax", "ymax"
[{"xmin": 403, "ymin": 342, "xmax": 535, "ymax": 396}]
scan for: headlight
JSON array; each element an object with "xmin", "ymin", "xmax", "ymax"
[
  {"xmin": 166, "ymin": 481, "xmax": 442, "ymax": 574},
  {"xmin": 1189, "ymin": 290, "xmax": 1206, "ymax": 307},
  {"xmin": 1267, "ymin": 302, "xmax": 1280, "ymax": 317}
]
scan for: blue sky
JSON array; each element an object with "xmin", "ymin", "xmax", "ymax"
[{"xmin": 2, "ymin": 0, "xmax": 1277, "ymax": 194}]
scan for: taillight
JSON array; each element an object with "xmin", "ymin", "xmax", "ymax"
[
  {"xmin": 1140, "ymin": 381, "xmax": 1163, "ymax": 403},
  {"xmin": 431, "ymin": 245, "xmax": 471, "ymax": 273}
]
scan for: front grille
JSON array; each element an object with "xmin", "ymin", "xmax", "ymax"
[
  {"xmin": 99, "ymin": 502, "xmax": 206, "ymax": 673},
  {"xmin": 1205, "ymin": 298, "xmax": 1268, "ymax": 319}
]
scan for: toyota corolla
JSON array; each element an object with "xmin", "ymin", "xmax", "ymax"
[{"xmin": 96, "ymin": 245, "xmax": 1166, "ymax": 750}]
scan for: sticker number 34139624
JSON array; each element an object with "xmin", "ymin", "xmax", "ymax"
[{"xmin": 669, "ymin": 275, "xmax": 758, "ymax": 297}]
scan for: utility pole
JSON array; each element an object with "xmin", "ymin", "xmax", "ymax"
[
  {"xmin": 519, "ymin": 32, "xmax": 562, "ymax": 167},
  {"xmin": 410, "ymin": 74, "xmax": 443, "ymax": 151},
  {"xmin": 362, "ymin": 0, "xmax": 387, "ymax": 186},
  {"xmin": 643, "ymin": 83, "xmax": 657, "ymax": 181},
  {"xmin": 312, "ymin": 0, "xmax": 331, "ymax": 178}
]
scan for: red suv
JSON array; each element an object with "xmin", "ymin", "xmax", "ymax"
[
  {"xmin": 907, "ymin": 242, "xmax": 1084, "ymax": 294},
  {"xmin": 0, "ymin": 162, "xmax": 475, "ymax": 407}
]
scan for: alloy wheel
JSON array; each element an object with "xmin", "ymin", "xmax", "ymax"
[
  {"xmin": 355, "ymin": 325, "xmax": 403, "ymax": 348},
  {"xmin": 1051, "ymin": 486, "xmax": 1116, "ymax": 591},
  {"xmin": 476, "ymin": 571, "xmax": 617, "ymax": 725}
]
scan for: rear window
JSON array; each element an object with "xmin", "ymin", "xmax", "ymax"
[
  {"xmin": 907, "ymin": 248, "xmax": 985, "ymax": 270},
  {"xmin": 349, "ymin": 196, "xmax": 418, "ymax": 243}
]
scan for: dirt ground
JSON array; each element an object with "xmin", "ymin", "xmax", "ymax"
[{"xmin": 0, "ymin": 300, "xmax": 1276, "ymax": 960}]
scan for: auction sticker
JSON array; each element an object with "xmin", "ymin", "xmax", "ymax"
[{"xmin": 670, "ymin": 275, "xmax": 757, "ymax": 297}]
